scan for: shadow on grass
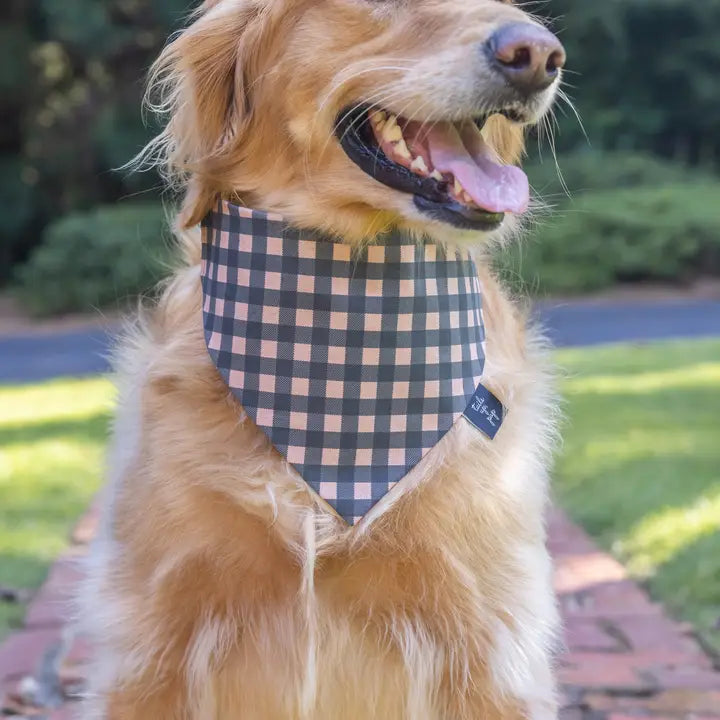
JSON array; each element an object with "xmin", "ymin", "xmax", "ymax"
[
  {"xmin": 0, "ymin": 412, "xmax": 111, "ymax": 447},
  {"xmin": 556, "ymin": 338, "xmax": 720, "ymax": 379},
  {"xmin": 557, "ymin": 387, "xmax": 718, "ymax": 537},
  {"xmin": 1, "ymin": 479, "xmax": 96, "ymax": 526},
  {"xmin": 0, "ymin": 550, "xmax": 58, "ymax": 637},
  {"xmin": 555, "ymin": 340, "xmax": 720, "ymax": 654},
  {"xmin": 0, "ymin": 550, "xmax": 53, "ymax": 592},
  {"xmin": 558, "ymin": 457, "xmax": 719, "ymax": 543},
  {"xmin": 652, "ymin": 532, "xmax": 720, "ymax": 655}
]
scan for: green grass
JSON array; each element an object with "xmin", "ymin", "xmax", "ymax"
[
  {"xmin": 0, "ymin": 339, "xmax": 718, "ymax": 653},
  {"xmin": 0, "ymin": 377, "xmax": 114, "ymax": 638},
  {"xmin": 555, "ymin": 339, "xmax": 720, "ymax": 653}
]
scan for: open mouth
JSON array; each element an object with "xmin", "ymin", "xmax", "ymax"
[{"xmin": 336, "ymin": 106, "xmax": 530, "ymax": 231}]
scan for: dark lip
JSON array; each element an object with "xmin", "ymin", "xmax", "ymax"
[
  {"xmin": 335, "ymin": 105, "xmax": 505, "ymax": 232},
  {"xmin": 413, "ymin": 196, "xmax": 505, "ymax": 231}
]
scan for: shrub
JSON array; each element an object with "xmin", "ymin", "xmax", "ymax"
[
  {"xmin": 526, "ymin": 150, "xmax": 704, "ymax": 202},
  {"xmin": 0, "ymin": 156, "xmax": 38, "ymax": 280},
  {"xmin": 533, "ymin": 1, "xmax": 720, "ymax": 164},
  {"xmin": 498, "ymin": 182, "xmax": 720, "ymax": 295},
  {"xmin": 0, "ymin": 0, "xmax": 190, "ymax": 288},
  {"xmin": 15, "ymin": 203, "xmax": 174, "ymax": 316}
]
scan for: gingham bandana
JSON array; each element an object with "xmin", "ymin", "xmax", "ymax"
[{"xmin": 201, "ymin": 200, "xmax": 499, "ymax": 525}]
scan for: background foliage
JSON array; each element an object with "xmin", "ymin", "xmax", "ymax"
[
  {"xmin": 15, "ymin": 204, "xmax": 172, "ymax": 315},
  {"xmin": 0, "ymin": 0, "xmax": 188, "ymax": 289},
  {"xmin": 535, "ymin": 0, "xmax": 720, "ymax": 164},
  {"xmin": 2, "ymin": 0, "xmax": 720, "ymax": 313}
]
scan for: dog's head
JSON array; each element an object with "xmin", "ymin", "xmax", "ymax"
[{"xmin": 150, "ymin": 0, "xmax": 564, "ymax": 243}]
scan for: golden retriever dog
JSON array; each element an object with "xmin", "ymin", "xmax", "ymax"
[{"xmin": 80, "ymin": 0, "xmax": 566, "ymax": 718}]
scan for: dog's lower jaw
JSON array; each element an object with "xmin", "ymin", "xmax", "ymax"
[
  {"xmin": 211, "ymin": 168, "xmax": 514, "ymax": 249},
  {"xmin": 77, "ymin": 257, "xmax": 560, "ymax": 719}
]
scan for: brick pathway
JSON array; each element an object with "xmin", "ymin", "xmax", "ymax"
[{"xmin": 1, "ymin": 504, "xmax": 718, "ymax": 719}]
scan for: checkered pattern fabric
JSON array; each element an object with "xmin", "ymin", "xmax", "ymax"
[{"xmin": 201, "ymin": 199, "xmax": 487, "ymax": 525}]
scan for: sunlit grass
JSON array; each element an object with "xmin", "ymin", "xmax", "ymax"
[
  {"xmin": 555, "ymin": 339, "xmax": 720, "ymax": 652},
  {"xmin": 0, "ymin": 377, "xmax": 114, "ymax": 638},
  {"xmin": 563, "ymin": 362, "xmax": 720, "ymax": 394},
  {"xmin": 624, "ymin": 491, "xmax": 720, "ymax": 572}
]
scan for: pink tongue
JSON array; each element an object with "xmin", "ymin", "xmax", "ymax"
[{"xmin": 422, "ymin": 122, "xmax": 529, "ymax": 215}]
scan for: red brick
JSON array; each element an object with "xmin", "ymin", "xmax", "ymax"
[
  {"xmin": 559, "ymin": 652, "xmax": 657, "ymax": 693},
  {"xmin": 590, "ymin": 648, "xmax": 718, "ymax": 678},
  {"xmin": 1, "ymin": 688, "xmax": 53, "ymax": 717},
  {"xmin": 614, "ymin": 614, "xmax": 708, "ymax": 660},
  {"xmin": 559, "ymin": 687, "xmax": 582, "ymax": 709},
  {"xmin": 581, "ymin": 694, "xmax": 630, "ymax": 712},
  {"xmin": 25, "ymin": 559, "xmax": 85, "ymax": 630},
  {"xmin": 24, "ymin": 556, "xmax": 86, "ymax": 630},
  {"xmin": 555, "ymin": 551, "xmax": 627, "ymax": 595},
  {"xmin": 1, "ymin": 691, "xmax": 38, "ymax": 716},
  {"xmin": 0, "ymin": 627, "xmax": 61, "ymax": 681},
  {"xmin": 607, "ymin": 715, "xmax": 676, "ymax": 720},
  {"xmin": 71, "ymin": 499, "xmax": 100, "ymax": 546},
  {"xmin": 646, "ymin": 690, "xmax": 720, "ymax": 715},
  {"xmin": 41, "ymin": 556, "xmax": 85, "ymax": 597},
  {"xmin": 559, "ymin": 581, "xmax": 664, "ymax": 620},
  {"xmin": 551, "ymin": 538, "xmax": 598, "ymax": 558},
  {"xmin": 548, "ymin": 509, "xmax": 598, "ymax": 557},
  {"xmin": 584, "ymin": 689, "xmax": 720, "ymax": 716},
  {"xmin": 24, "ymin": 590, "xmax": 71, "ymax": 629},
  {"xmin": 50, "ymin": 706, "xmax": 78, "ymax": 720},
  {"xmin": 564, "ymin": 618, "xmax": 624, "ymax": 652},
  {"xmin": 651, "ymin": 667, "xmax": 720, "ymax": 691},
  {"xmin": 558, "ymin": 708, "xmax": 585, "ymax": 720}
]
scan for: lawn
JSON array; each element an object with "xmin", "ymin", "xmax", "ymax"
[
  {"xmin": 0, "ymin": 339, "xmax": 718, "ymax": 651},
  {"xmin": 555, "ymin": 338, "xmax": 720, "ymax": 653},
  {"xmin": 0, "ymin": 377, "xmax": 114, "ymax": 638}
]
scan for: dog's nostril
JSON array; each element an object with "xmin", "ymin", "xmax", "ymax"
[
  {"xmin": 505, "ymin": 46, "xmax": 531, "ymax": 70},
  {"xmin": 488, "ymin": 22, "xmax": 566, "ymax": 94},
  {"xmin": 546, "ymin": 50, "xmax": 564, "ymax": 75}
]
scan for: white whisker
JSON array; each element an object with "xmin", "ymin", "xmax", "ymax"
[{"xmin": 557, "ymin": 87, "xmax": 589, "ymax": 145}]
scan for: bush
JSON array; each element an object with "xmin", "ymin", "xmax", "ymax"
[
  {"xmin": 534, "ymin": 1, "xmax": 720, "ymax": 164},
  {"xmin": 526, "ymin": 150, "xmax": 703, "ymax": 201},
  {"xmin": 15, "ymin": 203, "xmax": 173, "ymax": 316},
  {"xmin": 0, "ymin": 156, "xmax": 38, "ymax": 279},
  {"xmin": 498, "ymin": 182, "xmax": 720, "ymax": 295},
  {"xmin": 0, "ymin": 0, "xmax": 190, "ymax": 288}
]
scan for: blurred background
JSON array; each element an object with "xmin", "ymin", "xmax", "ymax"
[
  {"xmin": 0, "ymin": 0, "xmax": 719, "ymax": 715},
  {"xmin": 2, "ymin": 0, "xmax": 720, "ymax": 312}
]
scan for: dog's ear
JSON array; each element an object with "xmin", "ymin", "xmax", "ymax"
[
  {"xmin": 147, "ymin": 1, "xmax": 263, "ymax": 226},
  {"xmin": 482, "ymin": 115, "xmax": 525, "ymax": 166}
]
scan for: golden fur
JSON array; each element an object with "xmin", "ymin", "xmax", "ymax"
[{"xmin": 80, "ymin": 0, "xmax": 563, "ymax": 717}]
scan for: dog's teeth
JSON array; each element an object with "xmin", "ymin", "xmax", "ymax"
[
  {"xmin": 462, "ymin": 191, "xmax": 474, "ymax": 205},
  {"xmin": 394, "ymin": 138, "xmax": 412, "ymax": 160},
  {"xmin": 430, "ymin": 170, "xmax": 444, "ymax": 182},
  {"xmin": 370, "ymin": 110, "xmax": 387, "ymax": 130},
  {"xmin": 384, "ymin": 125, "xmax": 403, "ymax": 143},
  {"xmin": 454, "ymin": 178, "xmax": 464, "ymax": 197},
  {"xmin": 382, "ymin": 115, "xmax": 403, "ymax": 143},
  {"xmin": 410, "ymin": 156, "xmax": 428, "ymax": 175}
]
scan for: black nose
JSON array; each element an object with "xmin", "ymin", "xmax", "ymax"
[{"xmin": 487, "ymin": 23, "xmax": 566, "ymax": 94}]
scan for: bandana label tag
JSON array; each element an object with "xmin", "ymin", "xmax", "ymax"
[{"xmin": 463, "ymin": 383, "xmax": 505, "ymax": 440}]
